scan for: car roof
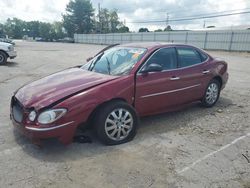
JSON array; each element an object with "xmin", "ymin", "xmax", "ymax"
[{"xmin": 119, "ymin": 42, "xmax": 195, "ymax": 50}]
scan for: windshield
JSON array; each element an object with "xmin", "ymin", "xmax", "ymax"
[{"xmin": 81, "ymin": 47, "xmax": 147, "ymax": 76}]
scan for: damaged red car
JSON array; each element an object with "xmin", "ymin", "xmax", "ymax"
[{"xmin": 10, "ymin": 43, "xmax": 228, "ymax": 145}]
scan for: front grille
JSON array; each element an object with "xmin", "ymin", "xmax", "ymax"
[{"xmin": 12, "ymin": 97, "xmax": 24, "ymax": 123}]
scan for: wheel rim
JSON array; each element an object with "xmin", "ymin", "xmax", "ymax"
[
  {"xmin": 105, "ymin": 108, "xmax": 133, "ymax": 141},
  {"xmin": 206, "ymin": 83, "xmax": 219, "ymax": 104},
  {"xmin": 0, "ymin": 54, "xmax": 4, "ymax": 63}
]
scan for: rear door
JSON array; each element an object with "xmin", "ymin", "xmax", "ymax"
[{"xmin": 173, "ymin": 47, "xmax": 213, "ymax": 103}]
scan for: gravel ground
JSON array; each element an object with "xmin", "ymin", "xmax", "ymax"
[{"xmin": 0, "ymin": 41, "xmax": 249, "ymax": 188}]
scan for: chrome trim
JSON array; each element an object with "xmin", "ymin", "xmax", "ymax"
[
  {"xmin": 170, "ymin": 77, "xmax": 180, "ymax": 81},
  {"xmin": 25, "ymin": 121, "xmax": 74, "ymax": 132},
  {"xmin": 202, "ymin": 70, "xmax": 210, "ymax": 74},
  {"xmin": 140, "ymin": 84, "xmax": 201, "ymax": 98}
]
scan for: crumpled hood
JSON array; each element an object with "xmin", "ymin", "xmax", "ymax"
[{"xmin": 15, "ymin": 68, "xmax": 117, "ymax": 109}]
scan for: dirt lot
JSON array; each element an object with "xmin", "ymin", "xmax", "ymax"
[{"xmin": 0, "ymin": 41, "xmax": 249, "ymax": 188}]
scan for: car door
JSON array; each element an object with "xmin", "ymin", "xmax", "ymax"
[
  {"xmin": 173, "ymin": 47, "xmax": 213, "ymax": 104},
  {"xmin": 135, "ymin": 47, "xmax": 185, "ymax": 116}
]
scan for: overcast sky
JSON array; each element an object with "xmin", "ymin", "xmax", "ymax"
[{"xmin": 1, "ymin": 0, "xmax": 250, "ymax": 31}]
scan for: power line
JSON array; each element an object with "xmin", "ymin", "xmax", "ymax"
[
  {"xmin": 155, "ymin": 7, "xmax": 250, "ymax": 14},
  {"xmin": 128, "ymin": 11, "xmax": 250, "ymax": 23},
  {"xmin": 172, "ymin": 8, "xmax": 250, "ymax": 19}
]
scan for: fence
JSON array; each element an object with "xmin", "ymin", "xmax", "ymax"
[{"xmin": 74, "ymin": 30, "xmax": 250, "ymax": 52}]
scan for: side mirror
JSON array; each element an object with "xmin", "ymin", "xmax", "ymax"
[{"xmin": 141, "ymin": 63, "xmax": 163, "ymax": 73}]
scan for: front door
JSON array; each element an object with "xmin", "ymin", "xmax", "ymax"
[{"xmin": 135, "ymin": 47, "xmax": 182, "ymax": 116}]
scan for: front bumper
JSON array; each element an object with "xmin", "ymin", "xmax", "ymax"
[
  {"xmin": 7, "ymin": 50, "xmax": 17, "ymax": 59},
  {"xmin": 10, "ymin": 97, "xmax": 77, "ymax": 145},
  {"xmin": 11, "ymin": 116, "xmax": 77, "ymax": 145}
]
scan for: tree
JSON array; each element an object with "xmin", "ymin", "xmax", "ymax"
[
  {"xmin": 63, "ymin": 0, "xmax": 95, "ymax": 36},
  {"xmin": 0, "ymin": 23, "xmax": 4, "ymax": 37},
  {"xmin": 39, "ymin": 22, "xmax": 52, "ymax": 40},
  {"xmin": 139, "ymin": 28, "xmax": 149, "ymax": 32},
  {"xmin": 164, "ymin": 25, "xmax": 172, "ymax": 31},
  {"xmin": 4, "ymin": 18, "xmax": 26, "ymax": 39},
  {"xmin": 26, "ymin": 21, "xmax": 40, "ymax": 38},
  {"xmin": 109, "ymin": 10, "xmax": 119, "ymax": 33},
  {"xmin": 97, "ymin": 8, "xmax": 110, "ymax": 33},
  {"xmin": 118, "ymin": 26, "xmax": 129, "ymax": 33},
  {"xmin": 96, "ymin": 9, "xmax": 122, "ymax": 33},
  {"xmin": 51, "ymin": 22, "xmax": 65, "ymax": 39}
]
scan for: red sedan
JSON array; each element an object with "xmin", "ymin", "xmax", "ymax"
[{"xmin": 10, "ymin": 43, "xmax": 228, "ymax": 145}]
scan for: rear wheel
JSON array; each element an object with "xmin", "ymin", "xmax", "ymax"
[
  {"xmin": 0, "ymin": 51, "xmax": 7, "ymax": 65},
  {"xmin": 201, "ymin": 79, "xmax": 221, "ymax": 107},
  {"xmin": 94, "ymin": 101, "xmax": 138, "ymax": 145}
]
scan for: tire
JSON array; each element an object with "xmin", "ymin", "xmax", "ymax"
[
  {"xmin": 94, "ymin": 101, "xmax": 138, "ymax": 145},
  {"xmin": 0, "ymin": 51, "xmax": 7, "ymax": 65},
  {"xmin": 201, "ymin": 79, "xmax": 221, "ymax": 107}
]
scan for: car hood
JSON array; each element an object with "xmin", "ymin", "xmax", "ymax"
[
  {"xmin": 0, "ymin": 41, "xmax": 11, "ymax": 48},
  {"xmin": 15, "ymin": 68, "xmax": 118, "ymax": 109}
]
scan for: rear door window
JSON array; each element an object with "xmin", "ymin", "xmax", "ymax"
[{"xmin": 177, "ymin": 47, "xmax": 202, "ymax": 68}]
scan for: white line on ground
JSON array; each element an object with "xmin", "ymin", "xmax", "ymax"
[{"xmin": 177, "ymin": 132, "xmax": 250, "ymax": 174}]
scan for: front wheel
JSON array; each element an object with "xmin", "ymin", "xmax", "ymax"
[
  {"xmin": 0, "ymin": 51, "xmax": 7, "ymax": 65},
  {"xmin": 94, "ymin": 101, "xmax": 138, "ymax": 145},
  {"xmin": 201, "ymin": 79, "xmax": 221, "ymax": 107}
]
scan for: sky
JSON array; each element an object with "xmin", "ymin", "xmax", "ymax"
[{"xmin": 0, "ymin": 0, "xmax": 250, "ymax": 31}]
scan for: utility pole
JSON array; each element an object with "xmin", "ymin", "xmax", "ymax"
[
  {"xmin": 166, "ymin": 12, "xmax": 169, "ymax": 27},
  {"xmin": 98, "ymin": 2, "xmax": 101, "ymax": 33},
  {"xmin": 203, "ymin": 20, "xmax": 206, "ymax": 28}
]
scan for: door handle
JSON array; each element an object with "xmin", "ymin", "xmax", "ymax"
[
  {"xmin": 202, "ymin": 70, "xmax": 210, "ymax": 74},
  {"xmin": 170, "ymin": 76, "xmax": 180, "ymax": 81}
]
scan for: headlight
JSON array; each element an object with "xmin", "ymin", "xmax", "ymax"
[
  {"xmin": 37, "ymin": 108, "xmax": 67, "ymax": 124},
  {"xmin": 8, "ymin": 45, "xmax": 14, "ymax": 51},
  {"xmin": 28, "ymin": 111, "xmax": 37, "ymax": 121}
]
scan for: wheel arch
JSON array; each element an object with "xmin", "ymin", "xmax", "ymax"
[
  {"xmin": 0, "ymin": 50, "xmax": 9, "ymax": 57},
  {"xmin": 83, "ymin": 98, "xmax": 128, "ymax": 130},
  {"xmin": 212, "ymin": 76, "xmax": 222, "ymax": 88}
]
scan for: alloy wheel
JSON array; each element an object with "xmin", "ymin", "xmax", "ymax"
[
  {"xmin": 205, "ymin": 83, "xmax": 219, "ymax": 105},
  {"xmin": 105, "ymin": 108, "xmax": 133, "ymax": 141}
]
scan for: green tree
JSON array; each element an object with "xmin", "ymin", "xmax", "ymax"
[
  {"xmin": 164, "ymin": 25, "xmax": 172, "ymax": 31},
  {"xmin": 139, "ymin": 28, "xmax": 149, "ymax": 32},
  {"xmin": 0, "ymin": 23, "xmax": 4, "ymax": 37},
  {"xmin": 109, "ymin": 10, "xmax": 119, "ymax": 33},
  {"xmin": 4, "ymin": 18, "xmax": 26, "ymax": 39},
  {"xmin": 26, "ymin": 21, "xmax": 40, "ymax": 38},
  {"xmin": 51, "ymin": 22, "xmax": 65, "ymax": 39},
  {"xmin": 63, "ymin": 0, "xmax": 95, "ymax": 36},
  {"xmin": 97, "ymin": 8, "xmax": 110, "ymax": 33},
  {"xmin": 96, "ymin": 9, "xmax": 121, "ymax": 33},
  {"xmin": 118, "ymin": 26, "xmax": 129, "ymax": 33},
  {"xmin": 39, "ymin": 22, "xmax": 52, "ymax": 40}
]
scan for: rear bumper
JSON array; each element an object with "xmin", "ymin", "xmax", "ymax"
[{"xmin": 221, "ymin": 72, "xmax": 229, "ymax": 90}]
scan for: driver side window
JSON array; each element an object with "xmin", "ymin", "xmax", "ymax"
[{"xmin": 146, "ymin": 47, "xmax": 177, "ymax": 70}]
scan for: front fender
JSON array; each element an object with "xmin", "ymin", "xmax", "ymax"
[{"xmin": 53, "ymin": 74, "xmax": 135, "ymax": 127}]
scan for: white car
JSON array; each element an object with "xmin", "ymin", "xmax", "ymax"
[{"xmin": 0, "ymin": 42, "xmax": 17, "ymax": 65}]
